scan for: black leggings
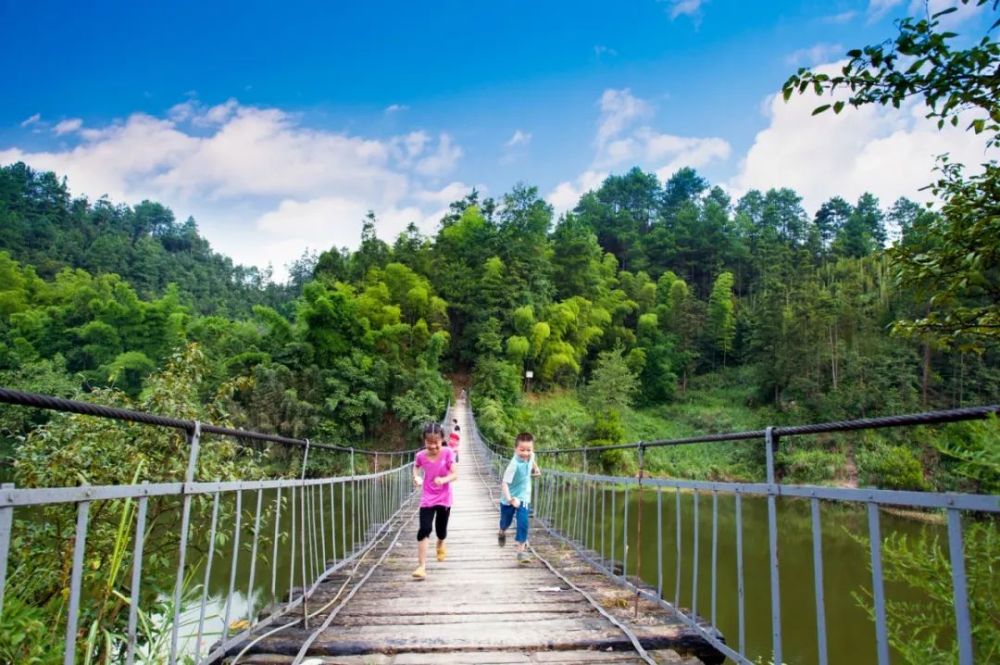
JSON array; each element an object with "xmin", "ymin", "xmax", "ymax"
[{"xmin": 417, "ymin": 505, "xmax": 451, "ymax": 541}]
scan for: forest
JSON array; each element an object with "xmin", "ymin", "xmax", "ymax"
[{"xmin": 1, "ymin": 152, "xmax": 996, "ymax": 491}]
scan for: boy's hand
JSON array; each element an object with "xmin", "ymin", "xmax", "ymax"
[
  {"xmin": 433, "ymin": 476, "xmax": 447, "ymax": 486},
  {"xmin": 531, "ymin": 469, "xmax": 542, "ymax": 477},
  {"xmin": 510, "ymin": 497, "xmax": 521, "ymax": 508},
  {"xmin": 413, "ymin": 476, "xmax": 422, "ymax": 488}
]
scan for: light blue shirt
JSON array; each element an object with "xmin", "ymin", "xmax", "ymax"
[{"xmin": 501, "ymin": 453, "xmax": 535, "ymax": 506}]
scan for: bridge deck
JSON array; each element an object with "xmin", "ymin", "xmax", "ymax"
[{"xmin": 221, "ymin": 405, "xmax": 717, "ymax": 665}]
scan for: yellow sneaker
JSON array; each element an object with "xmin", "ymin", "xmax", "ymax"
[
  {"xmin": 411, "ymin": 565, "xmax": 426, "ymax": 579},
  {"xmin": 436, "ymin": 542, "xmax": 447, "ymax": 562}
]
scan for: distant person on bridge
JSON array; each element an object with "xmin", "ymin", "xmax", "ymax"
[
  {"xmin": 458, "ymin": 389, "xmax": 466, "ymax": 402},
  {"xmin": 498, "ymin": 432, "xmax": 542, "ymax": 563},
  {"xmin": 411, "ymin": 422, "xmax": 458, "ymax": 580},
  {"xmin": 448, "ymin": 421, "xmax": 461, "ymax": 462}
]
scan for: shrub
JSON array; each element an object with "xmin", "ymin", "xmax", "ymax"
[
  {"xmin": 777, "ymin": 447, "xmax": 845, "ymax": 484},
  {"xmin": 856, "ymin": 441, "xmax": 929, "ymax": 490}
]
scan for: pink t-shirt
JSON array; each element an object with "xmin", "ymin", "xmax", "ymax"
[
  {"xmin": 448, "ymin": 431, "xmax": 460, "ymax": 450},
  {"xmin": 416, "ymin": 447, "xmax": 455, "ymax": 508}
]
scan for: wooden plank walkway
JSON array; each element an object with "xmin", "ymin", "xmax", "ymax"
[{"xmin": 220, "ymin": 404, "xmax": 721, "ymax": 665}]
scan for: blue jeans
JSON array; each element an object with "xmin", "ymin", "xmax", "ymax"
[{"xmin": 499, "ymin": 502, "xmax": 530, "ymax": 543}]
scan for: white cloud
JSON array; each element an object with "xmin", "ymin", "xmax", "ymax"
[
  {"xmin": 167, "ymin": 98, "xmax": 239, "ymax": 127},
  {"xmin": 546, "ymin": 88, "xmax": 731, "ymax": 215},
  {"xmin": 505, "ymin": 130, "xmax": 532, "ymax": 148},
  {"xmin": 728, "ymin": 62, "xmax": 995, "ymax": 215},
  {"xmin": 596, "ymin": 88, "xmax": 652, "ymax": 147},
  {"xmin": 20, "ymin": 113, "xmax": 41, "ymax": 128},
  {"xmin": 385, "ymin": 104, "xmax": 410, "ymax": 114},
  {"xmin": 664, "ymin": 0, "xmax": 705, "ymax": 20},
  {"xmin": 195, "ymin": 99, "xmax": 239, "ymax": 126},
  {"xmin": 868, "ymin": 0, "xmax": 983, "ymax": 24},
  {"xmin": 594, "ymin": 45, "xmax": 618, "ymax": 58},
  {"xmin": 547, "ymin": 170, "xmax": 608, "ymax": 217},
  {"xmin": 413, "ymin": 133, "xmax": 462, "ymax": 177},
  {"xmin": 0, "ymin": 99, "xmax": 466, "ymax": 280},
  {"xmin": 909, "ymin": 0, "xmax": 986, "ymax": 27},
  {"xmin": 595, "ymin": 126, "xmax": 731, "ymax": 173},
  {"xmin": 867, "ymin": 0, "xmax": 904, "ymax": 22},
  {"xmin": 821, "ymin": 11, "xmax": 857, "ymax": 23},
  {"xmin": 786, "ymin": 43, "xmax": 843, "ymax": 66},
  {"xmin": 53, "ymin": 118, "xmax": 83, "ymax": 135},
  {"xmin": 413, "ymin": 181, "xmax": 476, "ymax": 206}
]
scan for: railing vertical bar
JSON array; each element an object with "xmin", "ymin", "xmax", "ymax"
[
  {"xmin": 0, "ymin": 482, "xmax": 14, "ymax": 620},
  {"xmin": 735, "ymin": 491, "xmax": 746, "ymax": 656},
  {"xmin": 350, "ymin": 455, "xmax": 357, "ymax": 555},
  {"xmin": 587, "ymin": 481, "xmax": 597, "ymax": 551},
  {"xmin": 351, "ymin": 474, "xmax": 359, "ymax": 552},
  {"xmin": 304, "ymin": 484, "xmax": 314, "ymax": 581},
  {"xmin": 309, "ymin": 484, "xmax": 319, "ymax": 580},
  {"xmin": 125, "ymin": 484, "xmax": 149, "ymax": 665},
  {"xmin": 867, "ymin": 502, "xmax": 889, "ymax": 665},
  {"xmin": 330, "ymin": 480, "xmax": 337, "ymax": 565},
  {"xmin": 810, "ymin": 497, "xmax": 828, "ymax": 665},
  {"xmin": 246, "ymin": 486, "xmax": 264, "ymax": 625},
  {"xmin": 551, "ymin": 474, "xmax": 558, "ymax": 527},
  {"xmin": 222, "ymin": 488, "xmax": 244, "ymax": 640},
  {"xmin": 363, "ymin": 476, "xmax": 369, "ymax": 543},
  {"xmin": 271, "ymin": 487, "xmax": 282, "ymax": 603},
  {"xmin": 611, "ymin": 487, "xmax": 617, "ymax": 574},
  {"xmin": 340, "ymin": 478, "xmax": 346, "ymax": 560},
  {"xmin": 299, "ymin": 477, "xmax": 309, "ymax": 628},
  {"xmin": 64, "ymin": 498, "xmax": 91, "ymax": 665},
  {"xmin": 674, "ymin": 487, "xmax": 681, "ymax": 611},
  {"xmin": 170, "ymin": 421, "xmax": 201, "ymax": 665},
  {"xmin": 711, "ymin": 489, "xmax": 718, "ymax": 627},
  {"xmin": 550, "ymin": 473, "xmax": 556, "ymax": 528},
  {"xmin": 194, "ymin": 490, "xmax": 221, "ymax": 661},
  {"xmin": 622, "ymin": 486, "xmax": 629, "ymax": 579},
  {"xmin": 657, "ymin": 488, "xmax": 663, "ymax": 599},
  {"xmin": 601, "ymin": 485, "xmax": 607, "ymax": 565},
  {"xmin": 587, "ymin": 478, "xmax": 594, "ymax": 551},
  {"xmin": 553, "ymin": 476, "xmax": 561, "ymax": 534},
  {"xmin": 691, "ymin": 490, "xmax": 699, "ymax": 618},
  {"xmin": 947, "ymin": 509, "xmax": 974, "ymax": 665},
  {"xmin": 555, "ymin": 476, "xmax": 563, "ymax": 535},
  {"xmin": 288, "ymin": 485, "xmax": 297, "ymax": 602},
  {"xmin": 578, "ymin": 457, "xmax": 586, "ymax": 542},
  {"xmin": 765, "ymin": 427, "xmax": 783, "ymax": 665}
]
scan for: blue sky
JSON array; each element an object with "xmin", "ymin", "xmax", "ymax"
[{"xmin": 1, "ymin": 1, "xmax": 995, "ymax": 278}]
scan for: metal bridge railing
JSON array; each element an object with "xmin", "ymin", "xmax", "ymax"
[
  {"xmin": 469, "ymin": 400, "xmax": 999, "ymax": 665},
  {"xmin": 0, "ymin": 387, "xmax": 428, "ymax": 665}
]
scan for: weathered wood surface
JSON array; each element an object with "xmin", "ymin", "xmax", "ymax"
[{"xmin": 221, "ymin": 405, "xmax": 722, "ymax": 665}]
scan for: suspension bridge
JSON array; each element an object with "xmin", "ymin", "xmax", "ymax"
[{"xmin": 0, "ymin": 386, "xmax": 996, "ymax": 665}]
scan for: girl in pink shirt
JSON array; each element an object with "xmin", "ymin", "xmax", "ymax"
[{"xmin": 411, "ymin": 422, "xmax": 459, "ymax": 579}]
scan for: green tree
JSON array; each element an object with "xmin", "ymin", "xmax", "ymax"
[
  {"xmin": 783, "ymin": 0, "xmax": 1000, "ymax": 350},
  {"xmin": 580, "ymin": 346, "xmax": 638, "ymax": 414},
  {"xmin": 708, "ymin": 271, "xmax": 736, "ymax": 365}
]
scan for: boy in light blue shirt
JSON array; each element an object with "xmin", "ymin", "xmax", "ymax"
[{"xmin": 498, "ymin": 432, "xmax": 542, "ymax": 562}]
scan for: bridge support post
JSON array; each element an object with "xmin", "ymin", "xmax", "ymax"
[
  {"xmin": 0, "ymin": 482, "xmax": 13, "ymax": 620},
  {"xmin": 764, "ymin": 426, "xmax": 782, "ymax": 665},
  {"xmin": 169, "ymin": 420, "xmax": 201, "ymax": 665}
]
